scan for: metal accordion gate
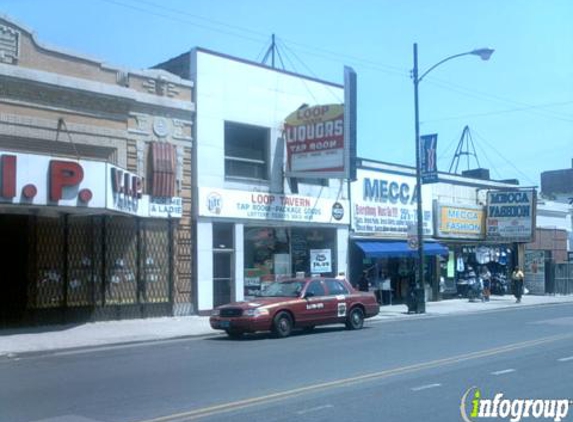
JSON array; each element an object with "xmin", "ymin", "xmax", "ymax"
[{"xmin": 25, "ymin": 214, "xmax": 174, "ymax": 325}]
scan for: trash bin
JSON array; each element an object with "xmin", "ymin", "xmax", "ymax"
[{"xmin": 406, "ymin": 287, "xmax": 417, "ymax": 314}]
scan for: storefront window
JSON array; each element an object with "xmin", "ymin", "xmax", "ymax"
[
  {"xmin": 243, "ymin": 226, "xmax": 336, "ymax": 297},
  {"xmin": 446, "ymin": 245, "xmax": 514, "ymax": 298}
]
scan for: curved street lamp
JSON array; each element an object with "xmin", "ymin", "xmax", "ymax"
[{"xmin": 412, "ymin": 43, "xmax": 494, "ymax": 313}]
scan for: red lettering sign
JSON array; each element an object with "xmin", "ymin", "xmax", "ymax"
[
  {"xmin": 1, "ymin": 155, "xmax": 16, "ymax": 198},
  {"xmin": 50, "ymin": 160, "xmax": 84, "ymax": 201},
  {"xmin": 110, "ymin": 167, "xmax": 142, "ymax": 199}
]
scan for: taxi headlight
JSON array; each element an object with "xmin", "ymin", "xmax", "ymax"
[
  {"xmin": 243, "ymin": 308, "xmax": 269, "ymax": 317},
  {"xmin": 211, "ymin": 309, "xmax": 220, "ymax": 316}
]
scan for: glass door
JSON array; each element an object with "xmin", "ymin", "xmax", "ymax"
[{"xmin": 213, "ymin": 223, "xmax": 234, "ymax": 307}]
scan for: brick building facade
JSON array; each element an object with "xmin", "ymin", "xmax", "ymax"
[{"xmin": 0, "ymin": 16, "xmax": 195, "ymax": 326}]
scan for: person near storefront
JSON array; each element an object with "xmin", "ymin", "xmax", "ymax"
[
  {"xmin": 511, "ymin": 267, "xmax": 525, "ymax": 303},
  {"xmin": 480, "ymin": 266, "xmax": 492, "ymax": 302},
  {"xmin": 358, "ymin": 271, "xmax": 370, "ymax": 292}
]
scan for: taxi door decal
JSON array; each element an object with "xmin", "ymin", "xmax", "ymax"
[{"xmin": 337, "ymin": 302, "xmax": 347, "ymax": 317}]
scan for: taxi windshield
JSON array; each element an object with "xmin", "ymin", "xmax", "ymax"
[{"xmin": 259, "ymin": 281, "xmax": 305, "ymax": 297}]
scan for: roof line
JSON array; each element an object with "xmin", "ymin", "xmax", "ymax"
[{"xmin": 194, "ymin": 47, "xmax": 344, "ymax": 89}]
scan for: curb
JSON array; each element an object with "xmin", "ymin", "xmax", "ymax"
[{"xmin": 2, "ymin": 299, "xmax": 572, "ymax": 358}]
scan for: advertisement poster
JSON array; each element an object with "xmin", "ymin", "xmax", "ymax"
[
  {"xmin": 310, "ymin": 249, "xmax": 332, "ymax": 275},
  {"xmin": 524, "ymin": 250, "xmax": 546, "ymax": 294},
  {"xmin": 244, "ymin": 268, "xmax": 263, "ymax": 297},
  {"xmin": 486, "ymin": 189, "xmax": 536, "ymax": 242}
]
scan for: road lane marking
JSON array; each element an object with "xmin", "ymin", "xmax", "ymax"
[
  {"xmin": 135, "ymin": 333, "xmax": 573, "ymax": 422},
  {"xmin": 295, "ymin": 404, "xmax": 334, "ymax": 415},
  {"xmin": 411, "ymin": 383, "xmax": 442, "ymax": 391},
  {"xmin": 491, "ymin": 369, "xmax": 516, "ymax": 375},
  {"xmin": 558, "ymin": 356, "xmax": 573, "ymax": 362}
]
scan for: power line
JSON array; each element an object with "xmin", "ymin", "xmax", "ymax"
[
  {"xmin": 99, "ymin": 0, "xmax": 267, "ymax": 44},
  {"xmin": 277, "ymin": 38, "xmax": 343, "ymax": 103},
  {"xmin": 98, "ymin": 0, "xmax": 573, "ymax": 125},
  {"xmin": 424, "ymin": 100, "xmax": 573, "ymax": 124},
  {"xmin": 424, "ymin": 78, "xmax": 573, "ymax": 122},
  {"xmin": 471, "ymin": 129, "xmax": 538, "ymax": 186},
  {"xmin": 97, "ymin": 0, "xmax": 409, "ymax": 79}
]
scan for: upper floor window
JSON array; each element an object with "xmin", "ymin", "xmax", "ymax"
[{"xmin": 224, "ymin": 122, "xmax": 269, "ymax": 181}]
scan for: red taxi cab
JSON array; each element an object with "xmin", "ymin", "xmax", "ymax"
[{"xmin": 210, "ymin": 277, "xmax": 379, "ymax": 338}]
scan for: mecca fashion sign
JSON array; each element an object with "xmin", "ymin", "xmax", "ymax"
[{"xmin": 486, "ymin": 189, "xmax": 536, "ymax": 242}]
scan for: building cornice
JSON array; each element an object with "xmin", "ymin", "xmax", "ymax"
[{"xmin": 0, "ymin": 63, "xmax": 195, "ymax": 113}]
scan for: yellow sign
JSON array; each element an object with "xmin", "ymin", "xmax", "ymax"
[{"xmin": 437, "ymin": 205, "xmax": 485, "ymax": 239}]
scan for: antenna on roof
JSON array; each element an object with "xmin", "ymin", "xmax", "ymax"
[
  {"xmin": 449, "ymin": 125, "xmax": 481, "ymax": 174},
  {"xmin": 261, "ymin": 34, "xmax": 286, "ymax": 70}
]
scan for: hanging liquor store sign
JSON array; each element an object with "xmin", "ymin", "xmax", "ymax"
[
  {"xmin": 284, "ymin": 104, "xmax": 346, "ymax": 178},
  {"xmin": 486, "ymin": 189, "xmax": 536, "ymax": 242}
]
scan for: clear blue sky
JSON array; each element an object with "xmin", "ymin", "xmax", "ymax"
[{"xmin": 3, "ymin": 0, "xmax": 572, "ymax": 187}]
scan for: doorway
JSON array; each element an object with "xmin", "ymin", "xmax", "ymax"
[
  {"xmin": 0, "ymin": 215, "xmax": 29, "ymax": 326},
  {"xmin": 212, "ymin": 223, "xmax": 234, "ymax": 307}
]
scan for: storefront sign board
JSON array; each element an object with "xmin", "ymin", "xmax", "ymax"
[
  {"xmin": 0, "ymin": 151, "xmax": 106, "ymax": 208},
  {"xmin": 486, "ymin": 189, "xmax": 536, "ymax": 242},
  {"xmin": 149, "ymin": 196, "xmax": 183, "ymax": 218},
  {"xmin": 198, "ymin": 187, "xmax": 349, "ymax": 224},
  {"xmin": 0, "ymin": 151, "xmax": 181, "ymax": 219},
  {"xmin": 435, "ymin": 203, "xmax": 485, "ymax": 239},
  {"xmin": 284, "ymin": 104, "xmax": 346, "ymax": 178},
  {"xmin": 350, "ymin": 169, "xmax": 433, "ymax": 237}
]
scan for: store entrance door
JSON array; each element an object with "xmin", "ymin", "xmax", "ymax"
[
  {"xmin": 213, "ymin": 251, "xmax": 233, "ymax": 307},
  {"xmin": 0, "ymin": 214, "xmax": 29, "ymax": 326},
  {"xmin": 212, "ymin": 223, "xmax": 234, "ymax": 308}
]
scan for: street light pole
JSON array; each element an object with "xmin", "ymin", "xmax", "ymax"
[
  {"xmin": 413, "ymin": 43, "xmax": 424, "ymax": 312},
  {"xmin": 412, "ymin": 43, "xmax": 494, "ymax": 313}
]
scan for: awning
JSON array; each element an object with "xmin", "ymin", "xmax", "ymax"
[{"xmin": 355, "ymin": 241, "xmax": 448, "ymax": 258}]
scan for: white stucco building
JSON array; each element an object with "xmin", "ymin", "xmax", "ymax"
[{"xmin": 157, "ymin": 49, "xmax": 350, "ymax": 313}]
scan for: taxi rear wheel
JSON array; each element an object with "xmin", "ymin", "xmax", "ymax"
[
  {"xmin": 225, "ymin": 329, "xmax": 244, "ymax": 339},
  {"xmin": 346, "ymin": 307, "xmax": 364, "ymax": 330},
  {"xmin": 272, "ymin": 311, "xmax": 293, "ymax": 338}
]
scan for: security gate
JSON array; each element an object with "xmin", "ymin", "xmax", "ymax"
[{"xmin": 1, "ymin": 214, "xmax": 175, "ymax": 327}]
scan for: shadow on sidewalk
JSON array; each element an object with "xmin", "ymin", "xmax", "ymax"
[{"xmin": 0, "ymin": 321, "xmax": 88, "ymax": 336}]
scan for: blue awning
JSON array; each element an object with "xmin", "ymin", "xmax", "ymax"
[{"xmin": 355, "ymin": 241, "xmax": 448, "ymax": 258}]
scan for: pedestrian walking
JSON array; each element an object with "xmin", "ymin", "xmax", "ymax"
[
  {"xmin": 358, "ymin": 271, "xmax": 370, "ymax": 292},
  {"xmin": 480, "ymin": 266, "xmax": 491, "ymax": 302},
  {"xmin": 511, "ymin": 266, "xmax": 525, "ymax": 303}
]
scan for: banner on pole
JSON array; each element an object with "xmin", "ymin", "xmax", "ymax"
[{"xmin": 421, "ymin": 133, "xmax": 438, "ymax": 184}]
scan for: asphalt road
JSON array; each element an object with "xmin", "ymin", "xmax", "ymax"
[{"xmin": 1, "ymin": 303, "xmax": 573, "ymax": 422}]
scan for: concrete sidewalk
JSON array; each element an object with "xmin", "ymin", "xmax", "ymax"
[{"xmin": 2, "ymin": 294, "xmax": 572, "ymax": 356}]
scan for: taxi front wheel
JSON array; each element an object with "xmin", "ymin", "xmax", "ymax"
[
  {"xmin": 272, "ymin": 311, "xmax": 293, "ymax": 338},
  {"xmin": 346, "ymin": 307, "xmax": 364, "ymax": 330}
]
